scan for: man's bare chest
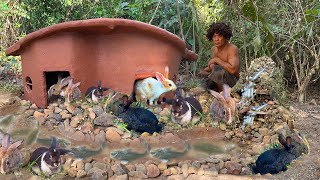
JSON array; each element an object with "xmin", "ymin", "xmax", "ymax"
[{"xmin": 213, "ymin": 48, "xmax": 229, "ymax": 62}]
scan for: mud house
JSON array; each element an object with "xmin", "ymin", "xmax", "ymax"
[{"xmin": 6, "ymin": 18, "xmax": 197, "ymax": 108}]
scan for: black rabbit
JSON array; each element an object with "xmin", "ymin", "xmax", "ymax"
[
  {"xmin": 251, "ymin": 133, "xmax": 308, "ymax": 175},
  {"xmin": 166, "ymin": 88, "xmax": 203, "ymax": 126},
  {"xmin": 120, "ymin": 95, "xmax": 158, "ymax": 134},
  {"xmin": 29, "ymin": 137, "xmax": 71, "ymax": 177},
  {"xmin": 85, "ymin": 80, "xmax": 109, "ymax": 104}
]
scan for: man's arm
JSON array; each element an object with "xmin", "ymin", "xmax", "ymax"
[{"xmin": 212, "ymin": 45, "xmax": 240, "ymax": 75}]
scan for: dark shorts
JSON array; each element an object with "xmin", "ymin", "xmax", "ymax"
[{"xmin": 207, "ymin": 65, "xmax": 239, "ymax": 90}]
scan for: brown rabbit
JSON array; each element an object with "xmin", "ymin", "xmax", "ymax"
[
  {"xmin": 209, "ymin": 84, "xmax": 236, "ymax": 125},
  {"xmin": 47, "ymin": 75, "xmax": 73, "ymax": 98},
  {"xmin": 64, "ymin": 80, "xmax": 81, "ymax": 103},
  {"xmin": 0, "ymin": 134, "xmax": 24, "ymax": 174}
]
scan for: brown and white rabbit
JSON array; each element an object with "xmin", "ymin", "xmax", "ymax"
[
  {"xmin": 209, "ymin": 84, "xmax": 236, "ymax": 125},
  {"xmin": 135, "ymin": 66, "xmax": 177, "ymax": 105},
  {"xmin": 85, "ymin": 80, "xmax": 108, "ymax": 104},
  {"xmin": 29, "ymin": 137, "xmax": 71, "ymax": 177},
  {"xmin": 166, "ymin": 88, "xmax": 203, "ymax": 126},
  {"xmin": 0, "ymin": 134, "xmax": 24, "ymax": 174},
  {"xmin": 47, "ymin": 75, "xmax": 73, "ymax": 98}
]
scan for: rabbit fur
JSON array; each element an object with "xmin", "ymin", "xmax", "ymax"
[
  {"xmin": 29, "ymin": 137, "xmax": 71, "ymax": 177},
  {"xmin": 167, "ymin": 88, "xmax": 203, "ymax": 126},
  {"xmin": 120, "ymin": 95, "xmax": 158, "ymax": 134},
  {"xmin": 209, "ymin": 84, "xmax": 236, "ymax": 124},
  {"xmin": 47, "ymin": 75, "xmax": 81, "ymax": 103},
  {"xmin": 0, "ymin": 134, "xmax": 24, "ymax": 174},
  {"xmin": 251, "ymin": 133, "xmax": 309, "ymax": 174},
  {"xmin": 85, "ymin": 80, "xmax": 108, "ymax": 104},
  {"xmin": 135, "ymin": 66, "xmax": 177, "ymax": 105}
]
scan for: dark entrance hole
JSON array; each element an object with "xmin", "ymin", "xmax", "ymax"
[{"xmin": 45, "ymin": 71, "xmax": 70, "ymax": 103}]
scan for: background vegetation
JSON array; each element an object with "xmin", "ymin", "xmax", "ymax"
[{"xmin": 0, "ymin": 0, "xmax": 319, "ymax": 102}]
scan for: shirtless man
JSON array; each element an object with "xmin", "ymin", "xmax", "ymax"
[{"xmin": 199, "ymin": 22, "xmax": 240, "ymax": 92}]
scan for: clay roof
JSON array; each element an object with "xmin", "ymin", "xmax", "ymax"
[{"xmin": 6, "ymin": 18, "xmax": 197, "ymax": 61}]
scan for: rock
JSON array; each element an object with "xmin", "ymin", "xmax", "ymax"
[
  {"xmin": 219, "ymin": 168, "xmax": 227, "ymax": 174},
  {"xmin": 72, "ymin": 159, "xmax": 85, "ymax": 171},
  {"xmin": 47, "ymin": 113, "xmax": 62, "ymax": 121},
  {"xmin": 225, "ymin": 161, "xmax": 242, "ymax": 175},
  {"xmin": 159, "ymin": 108, "xmax": 171, "ymax": 117},
  {"xmin": 70, "ymin": 119, "xmax": 79, "ymax": 128},
  {"xmin": 105, "ymin": 128, "xmax": 121, "ymax": 143},
  {"xmin": 181, "ymin": 164, "xmax": 189, "ymax": 177},
  {"xmin": 85, "ymin": 163, "xmax": 93, "ymax": 172},
  {"xmin": 72, "ymin": 131, "xmax": 85, "ymax": 141},
  {"xmin": 188, "ymin": 166, "xmax": 198, "ymax": 174},
  {"xmin": 158, "ymin": 163, "xmax": 167, "ymax": 171},
  {"xmin": 241, "ymin": 166, "xmax": 251, "ymax": 175},
  {"xmin": 197, "ymin": 167, "xmax": 205, "ymax": 175},
  {"xmin": 128, "ymin": 171, "xmax": 148, "ymax": 179},
  {"xmin": 93, "ymin": 105, "xmax": 104, "ymax": 116},
  {"xmin": 66, "ymin": 103, "xmax": 76, "ymax": 114},
  {"xmin": 115, "ymin": 174, "xmax": 129, "ymax": 180},
  {"xmin": 68, "ymin": 167, "xmax": 78, "ymax": 178},
  {"xmin": 95, "ymin": 131, "xmax": 106, "ymax": 144},
  {"xmin": 204, "ymin": 167, "xmax": 218, "ymax": 177},
  {"xmin": 80, "ymin": 121, "xmax": 93, "ymax": 134},
  {"xmin": 25, "ymin": 109, "xmax": 35, "ymax": 116},
  {"xmin": 163, "ymin": 169, "xmax": 172, "ymax": 176},
  {"xmin": 135, "ymin": 164, "xmax": 146, "ymax": 174},
  {"xmin": 33, "ymin": 111, "xmax": 45, "ymax": 118},
  {"xmin": 93, "ymin": 162, "xmax": 107, "ymax": 171},
  {"xmin": 211, "ymin": 154, "xmax": 231, "ymax": 161},
  {"xmin": 35, "ymin": 117, "xmax": 46, "ymax": 125},
  {"xmin": 220, "ymin": 123, "xmax": 227, "ymax": 130},
  {"xmin": 146, "ymin": 164, "xmax": 160, "ymax": 178},
  {"xmin": 60, "ymin": 110, "xmax": 72, "ymax": 119},
  {"xmin": 64, "ymin": 158, "xmax": 73, "ymax": 171},
  {"xmin": 259, "ymin": 128, "xmax": 269, "ymax": 136},
  {"xmin": 54, "ymin": 107, "xmax": 63, "ymax": 113},
  {"xmin": 20, "ymin": 100, "xmax": 30, "ymax": 106},
  {"xmin": 111, "ymin": 163, "xmax": 129, "ymax": 175},
  {"xmin": 252, "ymin": 144, "xmax": 264, "ymax": 155},
  {"xmin": 94, "ymin": 112, "xmax": 115, "ymax": 127},
  {"xmin": 91, "ymin": 169, "xmax": 107, "ymax": 180},
  {"xmin": 77, "ymin": 169, "xmax": 87, "ymax": 178}
]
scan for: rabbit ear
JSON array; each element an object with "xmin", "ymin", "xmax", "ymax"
[
  {"xmin": 164, "ymin": 98, "xmax": 174, "ymax": 104},
  {"xmin": 72, "ymin": 82, "xmax": 81, "ymax": 89},
  {"xmin": 50, "ymin": 137, "xmax": 57, "ymax": 148},
  {"xmin": 58, "ymin": 149, "xmax": 72, "ymax": 155},
  {"xmin": 61, "ymin": 77, "xmax": 73, "ymax": 87},
  {"xmin": 164, "ymin": 66, "xmax": 169, "ymax": 79},
  {"xmin": 279, "ymin": 134, "xmax": 290, "ymax": 149},
  {"xmin": 98, "ymin": 80, "xmax": 102, "ymax": 87},
  {"xmin": 8, "ymin": 140, "xmax": 23, "ymax": 150},
  {"xmin": 209, "ymin": 90, "xmax": 226, "ymax": 103},
  {"xmin": 222, "ymin": 84, "xmax": 232, "ymax": 99},
  {"xmin": 2, "ymin": 134, "xmax": 10, "ymax": 149},
  {"xmin": 155, "ymin": 72, "xmax": 166, "ymax": 83}
]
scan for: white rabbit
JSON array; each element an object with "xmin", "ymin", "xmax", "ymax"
[{"xmin": 135, "ymin": 66, "xmax": 177, "ymax": 105}]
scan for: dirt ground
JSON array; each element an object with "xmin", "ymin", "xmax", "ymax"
[{"xmin": 0, "ymin": 90, "xmax": 319, "ymax": 180}]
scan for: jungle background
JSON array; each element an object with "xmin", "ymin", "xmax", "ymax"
[{"xmin": 0, "ymin": 0, "xmax": 319, "ymax": 104}]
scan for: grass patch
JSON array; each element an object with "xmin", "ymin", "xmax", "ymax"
[{"xmin": 0, "ymin": 81, "xmax": 22, "ymax": 93}]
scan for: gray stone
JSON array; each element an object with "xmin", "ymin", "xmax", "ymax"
[
  {"xmin": 128, "ymin": 171, "xmax": 148, "ymax": 179},
  {"xmin": 135, "ymin": 164, "xmax": 146, "ymax": 174},
  {"xmin": 85, "ymin": 163, "xmax": 93, "ymax": 172},
  {"xmin": 111, "ymin": 164, "xmax": 129, "ymax": 176},
  {"xmin": 93, "ymin": 105, "xmax": 104, "ymax": 116},
  {"xmin": 94, "ymin": 112, "xmax": 115, "ymax": 127}
]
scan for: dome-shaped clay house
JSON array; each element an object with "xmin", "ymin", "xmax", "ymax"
[{"xmin": 6, "ymin": 18, "xmax": 198, "ymax": 108}]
